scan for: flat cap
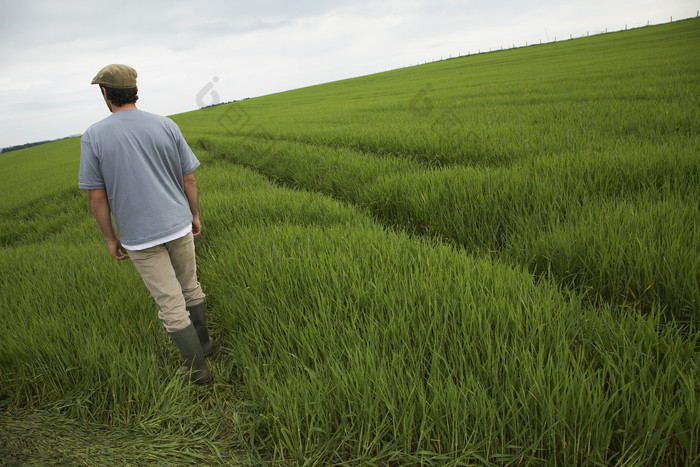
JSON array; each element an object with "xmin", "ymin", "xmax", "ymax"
[{"xmin": 91, "ymin": 64, "xmax": 137, "ymax": 89}]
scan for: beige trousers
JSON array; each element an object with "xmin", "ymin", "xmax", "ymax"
[{"xmin": 127, "ymin": 232, "xmax": 206, "ymax": 332}]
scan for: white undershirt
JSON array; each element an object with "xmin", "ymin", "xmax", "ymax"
[{"xmin": 122, "ymin": 225, "xmax": 192, "ymax": 251}]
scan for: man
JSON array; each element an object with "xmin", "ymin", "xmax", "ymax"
[{"xmin": 79, "ymin": 64, "xmax": 213, "ymax": 384}]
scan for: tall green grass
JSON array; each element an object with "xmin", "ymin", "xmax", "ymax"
[
  {"xmin": 202, "ymin": 221, "xmax": 697, "ymax": 464},
  {"xmin": 199, "ymin": 161, "xmax": 697, "ymax": 464},
  {"xmin": 1, "ymin": 151, "xmax": 260, "ymax": 464},
  {"xmin": 2, "ymin": 19, "xmax": 699, "ymax": 466},
  {"xmin": 180, "ymin": 18, "xmax": 700, "ymax": 321}
]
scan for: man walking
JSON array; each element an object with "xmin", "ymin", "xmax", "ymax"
[{"xmin": 79, "ymin": 64, "xmax": 213, "ymax": 384}]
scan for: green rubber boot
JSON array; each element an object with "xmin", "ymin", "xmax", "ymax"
[
  {"xmin": 169, "ymin": 324, "xmax": 212, "ymax": 384},
  {"xmin": 187, "ymin": 301, "xmax": 214, "ymax": 357}
]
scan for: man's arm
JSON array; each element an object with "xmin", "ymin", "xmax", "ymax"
[
  {"xmin": 87, "ymin": 189, "xmax": 129, "ymax": 260},
  {"xmin": 183, "ymin": 172, "xmax": 201, "ymax": 238}
]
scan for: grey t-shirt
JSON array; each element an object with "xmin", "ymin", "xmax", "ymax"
[{"xmin": 79, "ymin": 109, "xmax": 200, "ymax": 247}]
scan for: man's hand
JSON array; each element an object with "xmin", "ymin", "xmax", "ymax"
[
  {"xmin": 192, "ymin": 215, "xmax": 202, "ymax": 238},
  {"xmin": 183, "ymin": 173, "xmax": 201, "ymax": 238},
  {"xmin": 88, "ymin": 189, "xmax": 129, "ymax": 260},
  {"xmin": 107, "ymin": 238, "xmax": 129, "ymax": 260}
]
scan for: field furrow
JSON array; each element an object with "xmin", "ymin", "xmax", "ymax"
[{"xmin": 189, "ymin": 131, "xmax": 700, "ymax": 321}]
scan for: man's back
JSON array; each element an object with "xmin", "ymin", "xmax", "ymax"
[{"xmin": 79, "ymin": 109, "xmax": 200, "ymax": 247}]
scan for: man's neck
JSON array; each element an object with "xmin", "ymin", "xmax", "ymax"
[{"xmin": 111, "ymin": 103, "xmax": 138, "ymax": 113}]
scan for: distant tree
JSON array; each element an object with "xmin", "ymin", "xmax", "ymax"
[{"xmin": 1, "ymin": 135, "xmax": 78, "ymax": 154}]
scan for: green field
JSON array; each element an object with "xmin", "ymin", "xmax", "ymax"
[{"xmin": 1, "ymin": 19, "xmax": 698, "ymax": 466}]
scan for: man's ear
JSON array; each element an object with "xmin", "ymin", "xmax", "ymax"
[{"xmin": 100, "ymin": 86, "xmax": 113, "ymax": 112}]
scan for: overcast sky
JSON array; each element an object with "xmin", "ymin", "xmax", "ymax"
[{"xmin": 0, "ymin": 0, "xmax": 696, "ymax": 149}]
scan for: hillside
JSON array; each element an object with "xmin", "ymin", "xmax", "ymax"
[
  {"xmin": 1, "ymin": 18, "xmax": 698, "ymax": 465},
  {"xmin": 175, "ymin": 17, "xmax": 700, "ymax": 321}
]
